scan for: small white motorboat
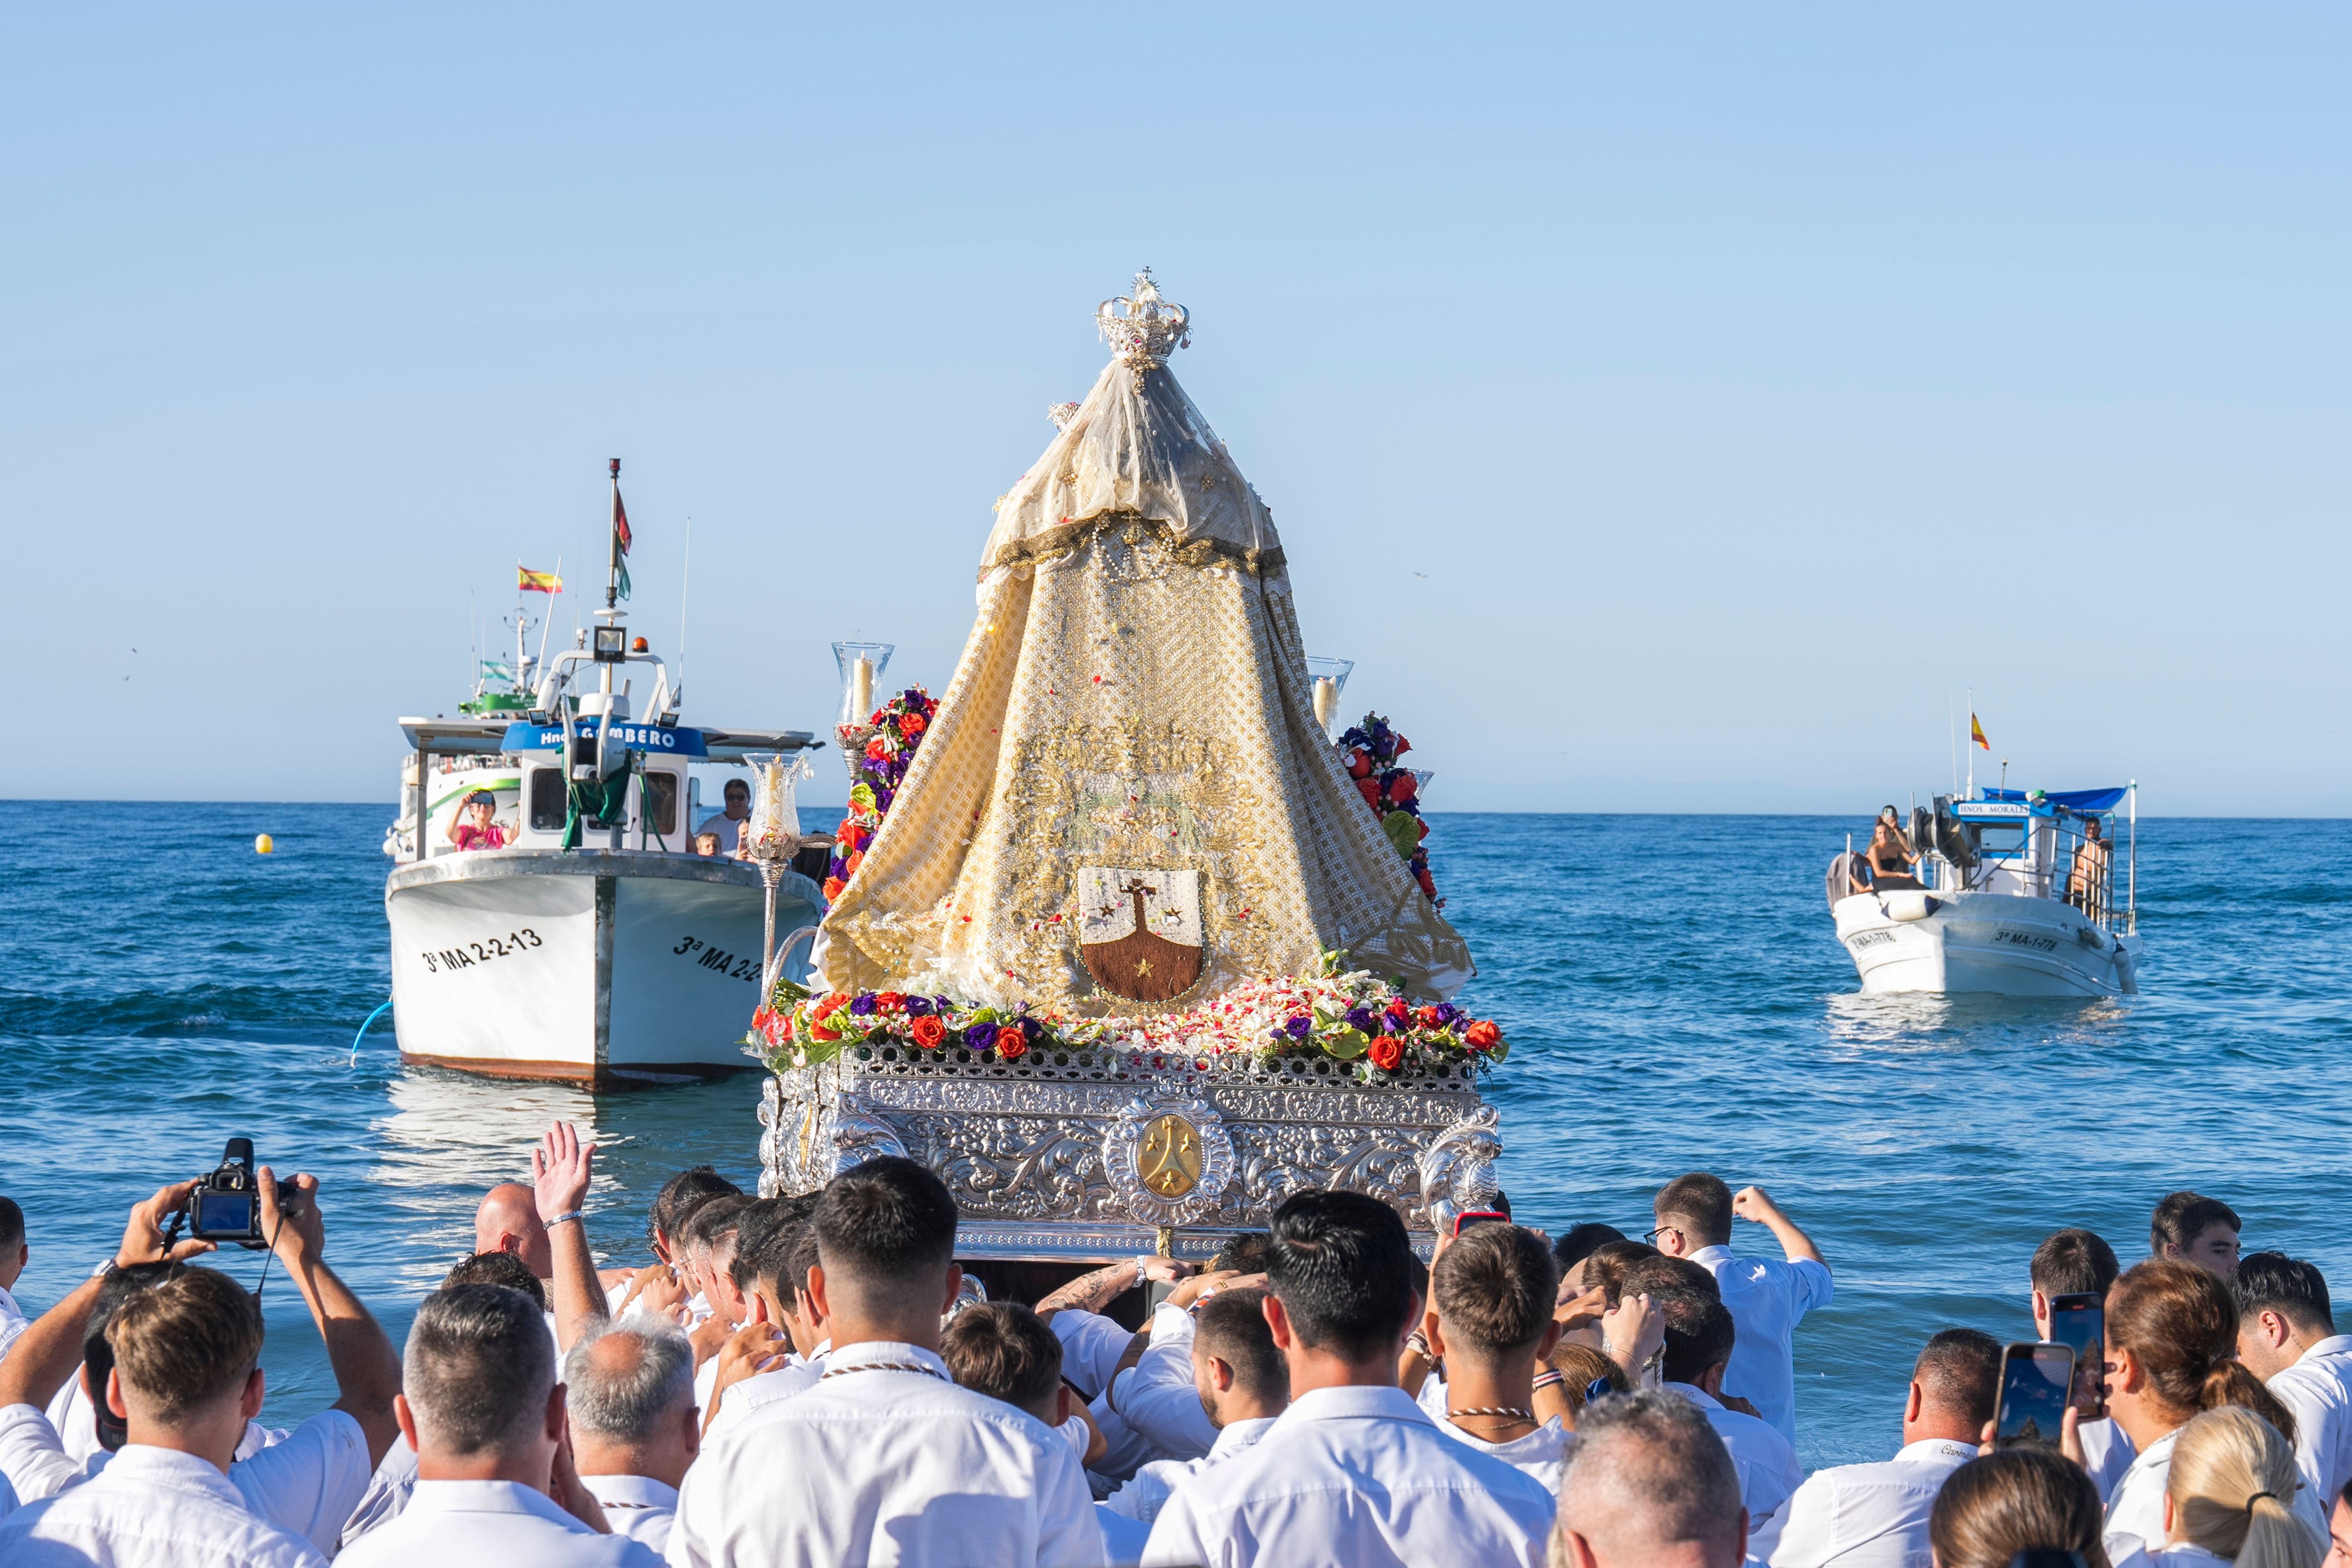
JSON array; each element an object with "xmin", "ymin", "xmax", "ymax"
[{"xmin": 1828, "ymin": 785, "xmax": 2141, "ymax": 996}]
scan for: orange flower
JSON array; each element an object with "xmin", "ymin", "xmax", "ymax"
[
  {"xmin": 876, "ymin": 990, "xmax": 905, "ymax": 1011},
  {"xmin": 1368, "ymin": 1036, "xmax": 1403, "ymax": 1072},
  {"xmin": 813, "ymin": 991, "xmax": 850, "ymax": 1020},
  {"xmin": 1464, "ymin": 1020, "xmax": 1502, "ymax": 1051},
  {"xmin": 864, "ymin": 736, "xmax": 888, "ymax": 762},
  {"xmin": 910, "ymin": 1016, "xmax": 947, "ymax": 1049},
  {"xmin": 993, "ymin": 1024, "xmax": 1029, "ymax": 1061},
  {"xmin": 809, "ymin": 1019, "xmax": 840, "ymax": 1042},
  {"xmin": 844, "ymin": 849, "xmax": 864, "ymax": 877},
  {"xmin": 900, "ymin": 712, "xmax": 927, "ymax": 738},
  {"xmin": 822, "ymin": 876, "xmax": 846, "ymax": 900},
  {"xmin": 1414, "ymin": 1006, "xmax": 1443, "ymax": 1029}
]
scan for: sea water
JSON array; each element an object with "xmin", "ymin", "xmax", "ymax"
[{"xmin": 1, "ymin": 801, "xmax": 2345, "ymax": 1469}]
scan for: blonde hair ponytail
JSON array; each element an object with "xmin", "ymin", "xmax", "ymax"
[{"xmin": 2165, "ymin": 1406, "xmax": 2320, "ymax": 1568}]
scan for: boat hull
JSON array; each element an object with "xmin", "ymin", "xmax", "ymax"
[
  {"xmin": 386, "ymin": 849, "xmax": 822, "ymax": 1085},
  {"xmin": 1833, "ymin": 891, "xmax": 2139, "ymax": 997}
]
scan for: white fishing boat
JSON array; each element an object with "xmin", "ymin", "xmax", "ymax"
[
  {"xmin": 382, "ymin": 465, "xmax": 827, "ymax": 1085},
  {"xmin": 1828, "ymin": 785, "xmax": 2142, "ymax": 996}
]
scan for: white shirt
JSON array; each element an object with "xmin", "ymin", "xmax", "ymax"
[
  {"xmin": 2268, "ymin": 1334, "xmax": 2352, "ymax": 1509},
  {"xmin": 2074, "ymin": 1415, "xmax": 2137, "ymax": 1504},
  {"xmin": 699, "ymin": 814, "xmax": 746, "ymax": 853},
  {"xmin": 339, "ymin": 1477, "xmax": 661, "ymax": 1567},
  {"xmin": 1689, "ymin": 1243, "xmax": 1835, "ymax": 1443},
  {"xmin": 1111, "ymin": 1306, "xmax": 1217, "ymax": 1461},
  {"xmin": 1097, "ymin": 1502, "xmax": 1152, "ymax": 1568},
  {"xmin": 1141, "ymin": 1384, "xmax": 1555, "ymax": 1568},
  {"xmin": 702, "ymin": 1361, "xmax": 819, "ymax": 1439},
  {"xmin": 1051, "ymin": 1308, "xmax": 1134, "ymax": 1401},
  {"xmin": 0, "ymin": 1285, "xmax": 28, "ymax": 1366},
  {"xmin": 1669, "ymin": 1382, "xmax": 1804, "ymax": 1530},
  {"xmin": 1749, "ymin": 1435, "xmax": 1976, "ymax": 1567},
  {"xmin": 666, "ymin": 1340, "xmax": 1104, "ymax": 1567},
  {"xmin": 45, "ymin": 1375, "xmax": 283, "ymax": 1466},
  {"xmin": 1433, "ymin": 1414, "xmax": 1575, "ymax": 1495},
  {"xmin": 582, "ymin": 1473, "xmax": 678, "ymax": 1553},
  {"xmin": 2108, "ymin": 1421, "xmax": 2328, "ymax": 1565},
  {"xmin": 0, "ymin": 1399, "xmax": 371, "ymax": 1556},
  {"xmin": 1091, "ymin": 1387, "xmax": 1175, "ymax": 1482},
  {"xmin": 1108, "ymin": 1416, "xmax": 1279, "ymax": 1525},
  {"xmin": 0, "ymin": 1442, "xmax": 327, "ymax": 1567},
  {"xmin": 340, "ymin": 1440, "xmax": 420, "ymax": 1547}
]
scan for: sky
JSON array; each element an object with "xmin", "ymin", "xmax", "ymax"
[{"xmin": 5, "ymin": 7, "xmax": 2344, "ymax": 815}]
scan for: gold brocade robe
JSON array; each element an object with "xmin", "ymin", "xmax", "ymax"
[{"xmin": 819, "ymin": 354, "xmax": 1474, "ymax": 1011}]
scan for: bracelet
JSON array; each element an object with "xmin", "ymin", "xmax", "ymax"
[
  {"xmin": 546, "ymin": 1210, "xmax": 585, "ymax": 1229},
  {"xmin": 1405, "ymin": 1330, "xmax": 1433, "ymax": 1360},
  {"xmin": 1134, "ymin": 1257, "xmax": 1148, "ymax": 1291},
  {"xmin": 1531, "ymin": 1370, "xmax": 1565, "ymax": 1392}
]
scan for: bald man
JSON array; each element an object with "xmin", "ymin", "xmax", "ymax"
[
  {"xmin": 1555, "ymin": 1389, "xmax": 1748, "ymax": 1568},
  {"xmin": 475, "ymin": 1184, "xmax": 552, "ymax": 1283}
]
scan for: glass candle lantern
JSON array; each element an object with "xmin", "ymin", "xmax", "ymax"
[
  {"xmin": 832, "ymin": 642, "xmax": 895, "ymax": 730},
  {"xmin": 1305, "ymin": 656, "xmax": 1354, "ymax": 742}
]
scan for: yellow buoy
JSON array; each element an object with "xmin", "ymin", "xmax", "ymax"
[{"xmin": 255, "ymin": 834, "xmax": 275, "ymax": 854}]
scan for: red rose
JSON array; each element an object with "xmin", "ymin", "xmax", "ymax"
[
  {"xmin": 1464, "ymin": 1020, "xmax": 1502, "ymax": 1051},
  {"xmin": 843, "ymin": 849, "xmax": 864, "ymax": 876},
  {"xmin": 808, "ymin": 1018, "xmax": 840, "ymax": 1042},
  {"xmin": 751, "ymin": 1006, "xmax": 773, "ymax": 1032},
  {"xmin": 993, "ymin": 1024, "xmax": 1029, "ymax": 1061},
  {"xmin": 1368, "ymin": 1036, "xmax": 1403, "ymax": 1072},
  {"xmin": 1384, "ymin": 997, "xmax": 1409, "ymax": 1020},
  {"xmin": 1346, "ymin": 749, "xmax": 1373, "ymax": 780},
  {"xmin": 910, "ymin": 1015, "xmax": 947, "ymax": 1048},
  {"xmin": 822, "ymin": 876, "xmax": 846, "ymax": 900},
  {"xmin": 813, "ymin": 991, "xmax": 850, "ymax": 1019},
  {"xmin": 1414, "ymin": 1006, "xmax": 1443, "ymax": 1029},
  {"xmin": 900, "ymin": 712, "xmax": 927, "ymax": 738},
  {"xmin": 1392, "ymin": 735, "xmax": 1412, "ymax": 757},
  {"xmin": 876, "ymin": 990, "xmax": 905, "ymax": 1011},
  {"xmin": 864, "ymin": 736, "xmax": 889, "ymax": 762},
  {"xmin": 1385, "ymin": 772, "xmax": 1418, "ymax": 806},
  {"xmin": 1417, "ymin": 867, "xmax": 1439, "ymax": 900},
  {"xmin": 1356, "ymin": 778, "xmax": 1383, "ymax": 810}
]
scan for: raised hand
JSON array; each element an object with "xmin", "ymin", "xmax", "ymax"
[
  {"xmin": 533, "ymin": 1121, "xmax": 597, "ymax": 1223},
  {"xmin": 258, "ymin": 1167, "xmax": 327, "ymax": 1262},
  {"xmin": 118, "ymin": 1179, "xmax": 216, "ymax": 1268}
]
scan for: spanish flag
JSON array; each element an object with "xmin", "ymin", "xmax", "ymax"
[
  {"xmin": 517, "ymin": 567, "xmax": 562, "ymax": 594},
  {"xmin": 1971, "ymin": 712, "xmax": 1990, "ymax": 751}
]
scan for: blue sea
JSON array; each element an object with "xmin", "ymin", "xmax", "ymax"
[{"xmin": 2, "ymin": 801, "xmax": 2346, "ymax": 1470}]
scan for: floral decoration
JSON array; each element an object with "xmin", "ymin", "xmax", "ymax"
[
  {"xmin": 1338, "ymin": 712, "xmax": 1441, "ymax": 907},
  {"xmin": 747, "ymin": 949, "xmax": 1505, "ymax": 1086},
  {"xmin": 824, "ymin": 686, "xmax": 941, "ymax": 900}
]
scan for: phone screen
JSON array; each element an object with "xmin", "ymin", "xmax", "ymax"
[
  {"xmin": 1996, "ymin": 1342, "xmax": 2075, "ymax": 1449},
  {"xmin": 2047, "ymin": 1294, "xmax": 2106, "ymax": 1419},
  {"xmin": 193, "ymin": 1190, "xmax": 256, "ymax": 1237},
  {"xmin": 1452, "ymin": 1211, "xmax": 1509, "ymax": 1237}
]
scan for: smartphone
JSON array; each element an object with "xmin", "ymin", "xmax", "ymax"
[
  {"xmin": 2047, "ymin": 1293, "xmax": 2107, "ymax": 1420},
  {"xmin": 1995, "ymin": 1342, "xmax": 2075, "ymax": 1449},
  {"xmin": 1452, "ymin": 1210, "xmax": 1510, "ymax": 1238}
]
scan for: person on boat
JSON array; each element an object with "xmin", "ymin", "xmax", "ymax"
[
  {"xmin": 447, "ymin": 790, "xmax": 509, "ymax": 852},
  {"xmin": 1843, "ymin": 851, "xmax": 1876, "ymax": 898},
  {"xmin": 1869, "ymin": 815, "xmax": 1923, "ymax": 891},
  {"xmin": 2070, "ymin": 818, "xmax": 2112, "ymax": 917},
  {"xmin": 700, "ymin": 777, "xmax": 751, "ymax": 854},
  {"xmin": 693, "ymin": 832, "xmax": 722, "ymax": 858}
]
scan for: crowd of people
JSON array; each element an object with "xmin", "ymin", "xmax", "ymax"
[{"xmin": 0, "ymin": 1152, "xmax": 2345, "ymax": 1567}]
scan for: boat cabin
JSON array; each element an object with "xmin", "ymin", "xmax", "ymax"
[{"xmin": 1921, "ymin": 787, "xmax": 2136, "ymax": 931}]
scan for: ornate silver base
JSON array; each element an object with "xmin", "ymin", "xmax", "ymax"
[{"xmin": 757, "ymin": 1042, "xmax": 1502, "ymax": 1261}]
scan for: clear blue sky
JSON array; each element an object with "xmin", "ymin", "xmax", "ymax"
[{"xmin": 7, "ymin": 7, "xmax": 2343, "ymax": 813}]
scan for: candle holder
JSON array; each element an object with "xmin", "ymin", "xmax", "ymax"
[
  {"xmin": 747, "ymin": 751, "xmax": 815, "ymax": 992},
  {"xmin": 1306, "ymin": 656, "xmax": 1354, "ymax": 742},
  {"xmin": 832, "ymin": 641, "xmax": 894, "ymax": 781}
]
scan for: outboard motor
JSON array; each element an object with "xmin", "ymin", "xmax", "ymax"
[{"xmin": 1932, "ymin": 796, "xmax": 1977, "ymax": 876}]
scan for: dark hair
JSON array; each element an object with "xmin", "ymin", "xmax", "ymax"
[
  {"xmin": 2152, "ymin": 1192, "xmax": 2241, "ymax": 1257},
  {"xmin": 1653, "ymin": 1174, "xmax": 1734, "ymax": 1247},
  {"xmin": 1581, "ymin": 1239, "xmax": 1662, "ymax": 1306},
  {"xmin": 1210, "ymin": 1231, "xmax": 1271, "ymax": 1275},
  {"xmin": 0, "ymin": 1197, "xmax": 23, "ymax": 1253},
  {"xmin": 742, "ymin": 1218, "xmax": 807, "ymax": 1304},
  {"xmin": 1620, "ymin": 1253, "xmax": 1719, "ymax": 1302},
  {"xmin": 1266, "ymin": 1188, "xmax": 1419, "ymax": 1360},
  {"xmin": 1929, "ymin": 1449, "xmax": 2113, "ymax": 1568},
  {"xmin": 2233, "ymin": 1252, "xmax": 2334, "ymax": 1338},
  {"xmin": 82, "ymin": 1261, "xmax": 190, "ymax": 1450},
  {"xmin": 1656, "ymin": 1287, "xmax": 1737, "ymax": 1385},
  {"xmin": 2031, "ymin": 1229, "xmax": 2122, "ymax": 1298},
  {"xmin": 1432, "ymin": 1225, "xmax": 1558, "ymax": 1359},
  {"xmin": 1551, "ymin": 1222, "xmax": 1627, "ymax": 1276},
  {"xmin": 106, "ymin": 1267, "xmax": 264, "ymax": 1424},
  {"xmin": 785, "ymin": 1225, "xmax": 823, "ymax": 1311},
  {"xmin": 441, "ymin": 1250, "xmax": 549, "ymax": 1312},
  {"xmin": 682, "ymin": 1193, "xmax": 755, "ymax": 1257},
  {"xmin": 730, "ymin": 1196, "xmax": 803, "ymax": 1294},
  {"xmin": 1915, "ymin": 1327, "xmax": 2004, "ymax": 1431},
  {"xmin": 403, "ymin": 1284, "xmax": 555, "ymax": 1456},
  {"xmin": 941, "ymin": 1302, "xmax": 1063, "ymax": 1415},
  {"xmin": 1194, "ymin": 1288, "xmax": 1286, "ymax": 1404},
  {"xmin": 2108, "ymin": 1260, "xmax": 2297, "ymax": 1441},
  {"xmin": 813, "ymin": 1156, "xmax": 959, "ymax": 1293},
  {"xmin": 1557, "ymin": 1389, "xmax": 1743, "ymax": 1558},
  {"xmin": 648, "ymin": 1166, "xmax": 742, "ymax": 1254}
]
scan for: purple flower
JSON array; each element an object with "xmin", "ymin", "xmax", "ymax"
[
  {"xmin": 1433, "ymin": 1003, "xmax": 1462, "ymax": 1026},
  {"xmin": 1345, "ymin": 1005, "xmax": 1377, "ymax": 1032},
  {"xmin": 903, "ymin": 995, "xmax": 933, "ymax": 1017},
  {"xmin": 903, "ymin": 687, "xmax": 923, "ymax": 705},
  {"xmin": 848, "ymin": 994, "xmax": 878, "ymax": 1016},
  {"xmin": 1283, "ymin": 1015, "xmax": 1312, "ymax": 1039},
  {"xmin": 933, "ymin": 994, "xmax": 953, "ymax": 1013},
  {"xmin": 1381, "ymin": 1010, "xmax": 1407, "ymax": 1034},
  {"xmin": 1018, "ymin": 1017, "xmax": 1043, "ymax": 1041},
  {"xmin": 875, "ymin": 786, "xmax": 896, "ymax": 810}
]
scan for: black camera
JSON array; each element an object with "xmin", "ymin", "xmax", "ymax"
[{"xmin": 189, "ymin": 1138, "xmax": 270, "ymax": 1249}]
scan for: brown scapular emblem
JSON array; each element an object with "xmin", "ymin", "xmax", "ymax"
[{"xmin": 1081, "ymin": 877, "xmax": 1202, "ymax": 1003}]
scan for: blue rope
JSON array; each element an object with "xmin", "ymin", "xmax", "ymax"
[{"xmin": 350, "ymin": 998, "xmax": 393, "ymax": 1067}]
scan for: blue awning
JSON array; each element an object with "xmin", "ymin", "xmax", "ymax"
[{"xmin": 2043, "ymin": 787, "xmax": 2128, "ymax": 814}]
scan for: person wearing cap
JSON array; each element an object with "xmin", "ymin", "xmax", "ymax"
[{"xmin": 448, "ymin": 792, "xmax": 509, "ymax": 852}]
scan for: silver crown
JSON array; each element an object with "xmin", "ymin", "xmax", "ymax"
[{"xmin": 1097, "ymin": 268, "xmax": 1190, "ymax": 367}]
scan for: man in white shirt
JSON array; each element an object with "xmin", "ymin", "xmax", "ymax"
[
  {"xmin": 0, "ymin": 1263, "xmax": 327, "ymax": 1567},
  {"xmin": 1554, "ymin": 1389, "xmax": 1749, "ymax": 1568},
  {"xmin": 0, "ymin": 1173, "xmax": 398, "ymax": 1555},
  {"xmin": 1654, "ymin": 1286, "xmax": 1803, "ymax": 1531},
  {"xmin": 568, "ymin": 1324, "xmax": 698, "ymax": 1553},
  {"xmin": 2234, "ymin": 1251, "xmax": 2352, "ymax": 1509},
  {"xmin": 338, "ymin": 1283, "xmax": 659, "ymax": 1567},
  {"xmin": 666, "ymin": 1155, "xmax": 1102, "ymax": 1567},
  {"xmin": 2029, "ymin": 1227, "xmax": 2135, "ymax": 1502},
  {"xmin": 1425, "ymin": 1223, "xmax": 1573, "ymax": 1492},
  {"xmin": 1143, "ymin": 1188, "xmax": 1555, "ymax": 1568},
  {"xmin": 698, "ymin": 777, "xmax": 752, "ymax": 854},
  {"xmin": 0, "ymin": 1198, "xmax": 29, "ymax": 1368},
  {"xmin": 1107, "ymin": 1287, "xmax": 1287, "ymax": 1528},
  {"xmin": 1747, "ymin": 1328, "xmax": 2000, "ymax": 1566},
  {"xmin": 1652, "ymin": 1174, "xmax": 1833, "ymax": 1444}
]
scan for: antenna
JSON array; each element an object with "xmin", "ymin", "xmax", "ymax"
[
  {"xmin": 676, "ymin": 514, "xmax": 692, "ymax": 713},
  {"xmin": 1947, "ymin": 692, "xmax": 1958, "ymax": 797}
]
